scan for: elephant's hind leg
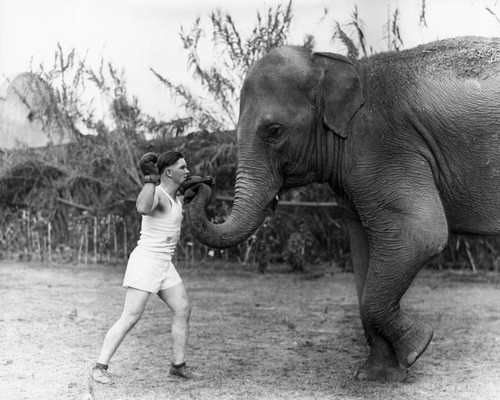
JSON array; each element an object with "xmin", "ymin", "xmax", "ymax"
[{"xmin": 346, "ymin": 218, "xmax": 407, "ymax": 382}]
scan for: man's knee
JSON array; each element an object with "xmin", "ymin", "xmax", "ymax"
[
  {"xmin": 183, "ymin": 301, "xmax": 192, "ymax": 318},
  {"xmin": 120, "ymin": 310, "xmax": 143, "ymax": 330},
  {"xmin": 175, "ymin": 300, "xmax": 191, "ymax": 320}
]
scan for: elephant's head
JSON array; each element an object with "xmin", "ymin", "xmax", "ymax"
[{"xmin": 186, "ymin": 45, "xmax": 364, "ymax": 248}]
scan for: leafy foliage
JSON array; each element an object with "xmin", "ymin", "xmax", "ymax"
[
  {"xmin": 333, "ymin": 6, "xmax": 366, "ymax": 60},
  {"xmin": 2, "ymin": 1, "xmax": 500, "ymax": 273},
  {"xmin": 384, "ymin": 7, "xmax": 404, "ymax": 51},
  {"xmin": 150, "ymin": 0, "xmax": 299, "ymax": 132}
]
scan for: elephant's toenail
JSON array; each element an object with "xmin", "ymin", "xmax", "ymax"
[{"xmin": 407, "ymin": 351, "xmax": 418, "ymax": 365}]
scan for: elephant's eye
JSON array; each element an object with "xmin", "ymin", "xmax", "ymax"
[{"xmin": 267, "ymin": 124, "xmax": 282, "ymax": 137}]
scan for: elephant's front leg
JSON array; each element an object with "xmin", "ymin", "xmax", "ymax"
[
  {"xmin": 360, "ymin": 188, "xmax": 448, "ymax": 372},
  {"xmin": 346, "ymin": 218, "xmax": 406, "ymax": 382}
]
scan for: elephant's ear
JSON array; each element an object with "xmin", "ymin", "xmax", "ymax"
[{"xmin": 312, "ymin": 52, "xmax": 364, "ymax": 138}]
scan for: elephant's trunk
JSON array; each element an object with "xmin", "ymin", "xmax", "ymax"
[{"xmin": 185, "ymin": 168, "xmax": 280, "ymax": 249}]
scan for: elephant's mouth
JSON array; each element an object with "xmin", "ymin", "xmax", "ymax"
[{"xmin": 264, "ymin": 194, "xmax": 280, "ymax": 214}]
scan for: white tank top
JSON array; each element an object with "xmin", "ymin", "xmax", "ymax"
[{"xmin": 137, "ymin": 186, "xmax": 183, "ymax": 255}]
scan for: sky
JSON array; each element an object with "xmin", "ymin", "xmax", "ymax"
[{"xmin": 1, "ymin": 0, "xmax": 500, "ymax": 122}]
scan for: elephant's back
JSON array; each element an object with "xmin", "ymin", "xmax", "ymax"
[
  {"xmin": 356, "ymin": 36, "xmax": 500, "ymax": 92},
  {"xmin": 355, "ymin": 37, "xmax": 500, "ymax": 124}
]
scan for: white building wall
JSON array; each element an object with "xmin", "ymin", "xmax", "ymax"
[{"xmin": 0, "ymin": 73, "xmax": 67, "ymax": 149}]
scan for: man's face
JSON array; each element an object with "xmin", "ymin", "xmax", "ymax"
[{"xmin": 168, "ymin": 158, "xmax": 190, "ymax": 185}]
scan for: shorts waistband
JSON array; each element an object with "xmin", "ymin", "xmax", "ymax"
[{"xmin": 134, "ymin": 246, "xmax": 173, "ymax": 261}]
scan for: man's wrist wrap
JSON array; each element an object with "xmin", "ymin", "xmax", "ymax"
[{"xmin": 143, "ymin": 175, "xmax": 160, "ymax": 185}]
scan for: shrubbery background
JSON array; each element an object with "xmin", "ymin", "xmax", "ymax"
[{"xmin": 2, "ymin": 1, "xmax": 500, "ymax": 272}]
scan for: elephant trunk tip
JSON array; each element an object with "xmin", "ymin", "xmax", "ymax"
[{"xmin": 185, "ymin": 184, "xmax": 269, "ymax": 249}]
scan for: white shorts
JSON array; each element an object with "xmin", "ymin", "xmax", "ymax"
[{"xmin": 123, "ymin": 247, "xmax": 182, "ymax": 293}]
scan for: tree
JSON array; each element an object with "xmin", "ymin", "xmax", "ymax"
[{"xmin": 151, "ymin": 0, "xmax": 314, "ymax": 132}]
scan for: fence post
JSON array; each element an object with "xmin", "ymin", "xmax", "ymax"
[
  {"xmin": 94, "ymin": 217, "xmax": 98, "ymax": 264},
  {"xmin": 47, "ymin": 221, "xmax": 52, "ymax": 264},
  {"xmin": 123, "ymin": 220, "xmax": 128, "ymax": 259},
  {"xmin": 113, "ymin": 215, "xmax": 118, "ymax": 259},
  {"xmin": 84, "ymin": 221, "xmax": 89, "ymax": 266}
]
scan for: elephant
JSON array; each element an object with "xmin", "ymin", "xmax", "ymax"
[{"xmin": 184, "ymin": 36, "xmax": 500, "ymax": 382}]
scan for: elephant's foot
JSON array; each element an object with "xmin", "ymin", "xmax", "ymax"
[
  {"xmin": 354, "ymin": 355, "xmax": 407, "ymax": 382},
  {"xmin": 392, "ymin": 322, "xmax": 434, "ymax": 368}
]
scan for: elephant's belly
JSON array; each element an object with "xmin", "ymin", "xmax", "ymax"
[
  {"xmin": 439, "ymin": 155, "xmax": 500, "ymax": 235},
  {"xmin": 445, "ymin": 196, "xmax": 500, "ymax": 235}
]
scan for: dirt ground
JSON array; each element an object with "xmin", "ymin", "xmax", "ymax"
[{"xmin": 2, "ymin": 260, "xmax": 500, "ymax": 400}]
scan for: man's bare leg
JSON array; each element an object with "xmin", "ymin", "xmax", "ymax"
[
  {"xmin": 92, "ymin": 288, "xmax": 150, "ymax": 384},
  {"xmin": 158, "ymin": 283, "xmax": 197, "ymax": 378},
  {"xmin": 158, "ymin": 282, "xmax": 191, "ymax": 364}
]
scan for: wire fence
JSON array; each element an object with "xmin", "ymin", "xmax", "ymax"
[
  {"xmin": 2, "ymin": 199, "xmax": 500, "ymax": 273},
  {"xmin": 0, "ymin": 210, "xmax": 130, "ymax": 264}
]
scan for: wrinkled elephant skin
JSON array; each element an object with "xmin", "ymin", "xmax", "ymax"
[{"xmin": 185, "ymin": 36, "xmax": 500, "ymax": 382}]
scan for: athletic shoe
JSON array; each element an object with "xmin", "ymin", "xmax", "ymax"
[
  {"xmin": 91, "ymin": 366, "xmax": 114, "ymax": 385},
  {"xmin": 168, "ymin": 364, "xmax": 202, "ymax": 380}
]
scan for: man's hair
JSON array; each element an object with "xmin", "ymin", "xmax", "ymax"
[{"xmin": 157, "ymin": 151, "xmax": 184, "ymax": 175}]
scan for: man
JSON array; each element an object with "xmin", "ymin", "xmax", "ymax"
[{"xmin": 91, "ymin": 151, "xmax": 201, "ymax": 384}]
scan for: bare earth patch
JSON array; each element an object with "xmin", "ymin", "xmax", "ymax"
[{"xmin": 1, "ymin": 260, "xmax": 500, "ymax": 400}]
